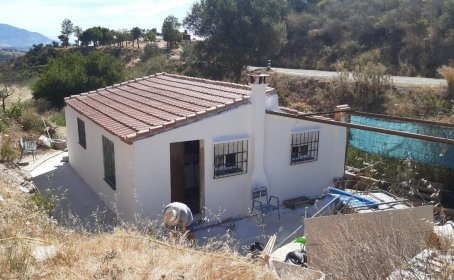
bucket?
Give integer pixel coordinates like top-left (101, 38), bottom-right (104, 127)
top-left (52, 139), bottom-right (67, 150)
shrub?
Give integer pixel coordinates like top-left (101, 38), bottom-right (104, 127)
top-left (30, 192), bottom-right (56, 216)
top-left (141, 44), bottom-right (162, 61)
top-left (50, 110), bottom-right (66, 126)
top-left (0, 135), bottom-right (19, 162)
top-left (351, 62), bottom-right (392, 112)
top-left (420, 94), bottom-right (451, 116)
top-left (33, 51), bottom-right (125, 108)
top-left (127, 54), bottom-right (175, 79)
top-left (438, 65), bottom-right (454, 99)
top-left (0, 118), bottom-right (7, 133)
top-left (20, 109), bottom-right (41, 132)
top-left (32, 99), bottom-right (53, 114)
top-left (5, 101), bottom-right (27, 119)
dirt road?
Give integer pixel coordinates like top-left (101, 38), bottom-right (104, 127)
top-left (249, 66), bottom-right (447, 87)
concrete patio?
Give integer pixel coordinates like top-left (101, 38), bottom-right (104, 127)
top-left (194, 195), bottom-right (335, 256)
top-left (21, 150), bottom-right (334, 261)
top-left (21, 150), bottom-right (117, 231)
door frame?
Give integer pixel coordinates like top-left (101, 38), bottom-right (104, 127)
top-left (169, 140), bottom-right (205, 216)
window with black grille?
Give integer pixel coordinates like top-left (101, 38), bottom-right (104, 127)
top-left (214, 140), bottom-right (248, 178)
top-left (291, 130), bottom-right (319, 164)
top-left (102, 136), bottom-right (116, 189)
top-left (77, 118), bottom-right (86, 149)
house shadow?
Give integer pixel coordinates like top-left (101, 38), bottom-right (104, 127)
top-left (32, 161), bottom-right (118, 232)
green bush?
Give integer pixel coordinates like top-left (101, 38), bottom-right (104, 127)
top-left (48, 110), bottom-right (66, 126)
top-left (420, 94), bottom-right (451, 116)
top-left (30, 192), bottom-right (56, 216)
top-left (5, 101), bottom-right (27, 119)
top-left (141, 44), bottom-right (162, 61)
top-left (0, 119), bottom-right (7, 133)
top-left (33, 51), bottom-right (125, 108)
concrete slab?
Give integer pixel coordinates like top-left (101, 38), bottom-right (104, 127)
top-left (24, 151), bottom-right (117, 231)
top-left (195, 195), bottom-right (336, 254)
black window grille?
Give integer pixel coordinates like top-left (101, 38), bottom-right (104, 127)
top-left (77, 118), bottom-right (86, 149)
top-left (214, 140), bottom-right (248, 178)
top-left (102, 136), bottom-right (116, 189)
top-left (291, 130), bottom-right (319, 164)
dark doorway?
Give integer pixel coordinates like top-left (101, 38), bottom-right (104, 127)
top-left (170, 140), bottom-right (201, 214)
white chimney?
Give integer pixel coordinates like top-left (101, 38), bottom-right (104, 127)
top-left (249, 73), bottom-right (270, 189)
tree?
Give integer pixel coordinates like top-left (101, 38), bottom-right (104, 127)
top-left (131, 27), bottom-right (143, 48)
top-left (60, 18), bottom-right (74, 48)
top-left (79, 27), bottom-right (112, 47)
top-left (33, 51), bottom-right (124, 107)
top-left (0, 65), bottom-right (15, 111)
top-left (183, 0), bottom-right (287, 81)
top-left (73, 26), bottom-right (83, 45)
top-left (162, 15), bottom-right (181, 49)
top-left (143, 30), bottom-right (157, 44)
top-left (58, 35), bottom-right (69, 47)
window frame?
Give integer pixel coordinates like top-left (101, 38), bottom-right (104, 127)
top-left (290, 130), bottom-right (320, 165)
top-left (213, 140), bottom-right (248, 179)
top-left (77, 118), bottom-right (86, 149)
top-left (102, 136), bottom-right (116, 189)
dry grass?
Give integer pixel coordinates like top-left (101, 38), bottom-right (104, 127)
top-left (5, 85), bottom-right (33, 107)
top-left (438, 66), bottom-right (454, 99)
top-left (0, 178), bottom-right (278, 280)
top-left (269, 72), bottom-right (452, 121)
top-left (306, 210), bottom-right (454, 280)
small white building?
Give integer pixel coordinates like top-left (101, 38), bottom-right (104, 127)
top-left (65, 73), bottom-right (347, 221)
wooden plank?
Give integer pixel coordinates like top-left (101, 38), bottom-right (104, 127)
top-left (267, 110), bottom-right (454, 145)
top-left (261, 234), bottom-right (277, 264)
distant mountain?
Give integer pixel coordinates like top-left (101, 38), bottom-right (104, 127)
top-left (0, 23), bottom-right (52, 51)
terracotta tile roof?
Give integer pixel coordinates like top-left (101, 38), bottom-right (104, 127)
top-left (65, 73), bottom-right (252, 143)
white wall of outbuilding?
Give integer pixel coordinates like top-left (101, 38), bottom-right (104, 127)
top-left (66, 91), bottom-right (347, 222)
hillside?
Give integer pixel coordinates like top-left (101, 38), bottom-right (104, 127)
top-left (274, 0), bottom-right (454, 77)
top-left (0, 170), bottom-right (278, 279)
top-left (0, 49), bottom-right (24, 64)
top-left (0, 23), bottom-right (52, 51)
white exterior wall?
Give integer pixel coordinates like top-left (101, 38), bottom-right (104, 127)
top-left (134, 105), bottom-right (254, 220)
top-left (264, 114), bottom-right (347, 200)
top-left (65, 107), bottom-right (137, 220)
top-left (66, 92), bottom-right (347, 222)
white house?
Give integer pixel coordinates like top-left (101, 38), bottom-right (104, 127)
top-left (65, 73), bottom-right (347, 221)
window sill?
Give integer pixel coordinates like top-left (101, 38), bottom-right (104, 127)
top-left (214, 168), bottom-right (246, 179)
top-left (290, 158), bottom-right (317, 165)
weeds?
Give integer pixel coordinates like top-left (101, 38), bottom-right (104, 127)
top-left (438, 65), bottom-right (454, 99)
top-left (269, 62), bottom-right (395, 114)
top-left (0, 177), bottom-right (278, 279)
top-left (5, 100), bottom-right (27, 119)
top-left (0, 134), bottom-right (19, 162)
top-left (49, 110), bottom-right (66, 126)
top-left (20, 109), bottom-right (41, 132)
top-left (30, 191), bottom-right (57, 216)
top-left (305, 208), bottom-right (451, 280)
top-left (351, 62), bottom-right (392, 112)
top-left (0, 118), bottom-right (8, 133)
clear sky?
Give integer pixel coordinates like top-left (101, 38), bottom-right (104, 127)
top-left (0, 0), bottom-right (196, 40)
